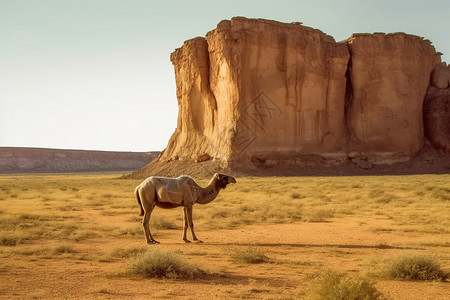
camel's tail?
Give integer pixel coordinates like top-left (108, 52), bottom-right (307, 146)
top-left (135, 187), bottom-right (144, 216)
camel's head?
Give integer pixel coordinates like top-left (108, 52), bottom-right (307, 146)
top-left (215, 173), bottom-right (237, 189)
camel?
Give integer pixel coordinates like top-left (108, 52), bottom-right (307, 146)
top-left (135, 173), bottom-right (236, 244)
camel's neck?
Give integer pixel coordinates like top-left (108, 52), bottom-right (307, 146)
top-left (196, 176), bottom-right (221, 205)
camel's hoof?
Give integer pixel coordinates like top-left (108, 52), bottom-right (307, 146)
top-left (193, 239), bottom-right (203, 243)
top-left (183, 239), bottom-right (191, 243)
top-left (147, 240), bottom-right (160, 244)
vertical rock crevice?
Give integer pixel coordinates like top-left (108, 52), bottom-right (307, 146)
top-left (344, 47), bottom-right (354, 151)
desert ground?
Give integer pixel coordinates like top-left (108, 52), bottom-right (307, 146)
top-left (0, 173), bottom-right (448, 299)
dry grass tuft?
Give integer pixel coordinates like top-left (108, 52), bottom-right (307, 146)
top-left (151, 215), bottom-right (178, 230)
top-left (381, 253), bottom-right (448, 281)
top-left (129, 248), bottom-right (204, 279)
top-left (305, 269), bottom-right (383, 300)
top-left (0, 233), bottom-right (27, 246)
top-left (303, 208), bottom-right (335, 222)
top-left (231, 246), bottom-right (270, 264)
top-left (53, 244), bottom-right (78, 255)
top-left (109, 247), bottom-right (147, 259)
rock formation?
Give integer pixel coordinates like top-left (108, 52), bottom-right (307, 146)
top-left (130, 17), bottom-right (448, 178)
top-left (0, 147), bottom-right (159, 173)
top-left (424, 63), bottom-right (450, 154)
top-left (346, 33), bottom-right (440, 163)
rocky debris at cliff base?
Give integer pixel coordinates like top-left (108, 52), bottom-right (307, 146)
top-left (350, 157), bottom-right (373, 170)
top-left (124, 143), bottom-right (449, 179)
top-left (196, 153), bottom-right (211, 163)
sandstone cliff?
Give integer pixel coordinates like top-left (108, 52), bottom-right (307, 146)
top-left (424, 63), bottom-right (450, 154)
top-left (346, 33), bottom-right (440, 163)
top-left (0, 147), bottom-right (159, 173)
top-left (130, 17), bottom-right (448, 178)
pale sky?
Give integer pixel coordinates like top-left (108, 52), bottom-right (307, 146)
top-left (1, 0), bottom-right (449, 152)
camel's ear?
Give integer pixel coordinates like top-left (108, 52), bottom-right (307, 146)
top-left (227, 176), bottom-right (237, 184)
top-left (215, 173), bottom-right (220, 179)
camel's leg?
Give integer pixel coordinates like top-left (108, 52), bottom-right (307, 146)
top-left (139, 189), bottom-right (159, 244)
top-left (182, 207), bottom-right (190, 243)
top-left (142, 209), bottom-right (159, 244)
top-left (185, 206), bottom-right (202, 243)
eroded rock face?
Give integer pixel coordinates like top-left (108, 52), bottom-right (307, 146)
top-left (346, 33), bottom-right (440, 162)
top-left (207, 18), bottom-right (350, 167)
top-left (431, 64), bottom-right (450, 89)
top-left (143, 17), bottom-right (444, 176)
top-left (424, 86), bottom-right (450, 154)
top-left (425, 63), bottom-right (450, 154)
top-left (161, 18), bottom-right (351, 167)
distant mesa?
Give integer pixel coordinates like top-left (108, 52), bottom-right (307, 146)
top-left (129, 17), bottom-right (449, 178)
top-left (0, 147), bottom-right (159, 173)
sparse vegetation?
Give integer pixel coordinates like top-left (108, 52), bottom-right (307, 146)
top-left (109, 247), bottom-right (147, 259)
top-left (291, 192), bottom-right (303, 199)
top-left (129, 248), bottom-right (204, 279)
top-left (0, 173), bottom-right (449, 298)
top-left (305, 269), bottom-right (383, 300)
top-left (0, 233), bottom-right (27, 246)
top-left (150, 215), bottom-right (178, 230)
top-left (231, 246), bottom-right (270, 264)
top-left (381, 253), bottom-right (448, 281)
top-left (303, 208), bottom-right (335, 222)
top-left (53, 244), bottom-right (78, 255)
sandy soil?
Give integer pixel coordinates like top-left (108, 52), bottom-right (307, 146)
top-left (1, 217), bottom-right (448, 299)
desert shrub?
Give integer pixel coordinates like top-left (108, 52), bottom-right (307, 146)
top-left (431, 187), bottom-right (450, 201)
top-left (303, 209), bottom-right (334, 222)
top-left (0, 233), bottom-right (26, 246)
top-left (368, 189), bottom-right (385, 198)
top-left (291, 192), bottom-right (303, 199)
top-left (240, 205), bottom-right (255, 212)
top-left (305, 269), bottom-right (383, 300)
top-left (231, 246), bottom-right (270, 264)
top-left (53, 244), bottom-right (77, 254)
top-left (151, 216), bottom-right (178, 230)
top-left (382, 253), bottom-right (447, 281)
top-left (129, 248), bottom-right (203, 279)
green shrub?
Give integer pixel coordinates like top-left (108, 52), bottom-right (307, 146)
top-left (231, 246), bottom-right (270, 264)
top-left (305, 269), bottom-right (382, 300)
top-left (129, 248), bottom-right (203, 279)
top-left (382, 254), bottom-right (447, 281)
